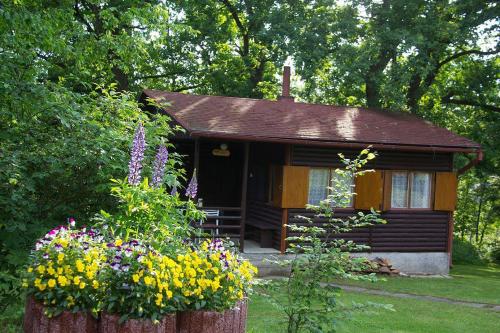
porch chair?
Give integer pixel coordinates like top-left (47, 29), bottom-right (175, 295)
top-left (203, 209), bottom-right (220, 236)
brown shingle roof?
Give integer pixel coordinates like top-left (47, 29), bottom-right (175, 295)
top-left (143, 89), bottom-right (480, 152)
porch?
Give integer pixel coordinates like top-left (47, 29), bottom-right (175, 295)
top-left (174, 138), bottom-right (287, 253)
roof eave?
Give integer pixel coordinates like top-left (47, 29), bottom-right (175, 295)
top-left (187, 130), bottom-right (481, 153)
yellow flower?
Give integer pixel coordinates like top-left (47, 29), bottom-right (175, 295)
top-left (211, 280), bottom-right (220, 291)
top-left (57, 275), bottom-right (68, 287)
top-left (166, 290), bottom-right (173, 299)
top-left (57, 253), bottom-right (65, 262)
top-left (143, 276), bottom-right (153, 286)
top-left (73, 276), bottom-right (81, 286)
top-left (75, 260), bottom-right (85, 273)
top-left (47, 267), bottom-right (56, 276)
top-left (47, 279), bottom-right (56, 288)
top-left (38, 283), bottom-right (46, 291)
top-left (155, 293), bottom-right (163, 306)
top-left (37, 265), bottom-right (46, 274)
top-left (79, 282), bottom-right (86, 289)
top-left (115, 239), bottom-right (123, 247)
top-left (27, 267), bottom-right (33, 273)
top-left (132, 274), bottom-right (140, 283)
top-left (92, 280), bottom-right (99, 289)
top-left (173, 278), bottom-right (182, 288)
top-left (227, 272), bottom-right (235, 280)
top-left (59, 239), bottom-right (69, 248)
top-left (22, 279), bottom-right (29, 288)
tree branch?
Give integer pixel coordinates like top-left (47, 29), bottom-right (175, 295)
top-left (438, 48), bottom-right (500, 70)
top-left (73, 1), bottom-right (94, 33)
top-left (218, 0), bottom-right (249, 56)
top-left (442, 94), bottom-right (500, 113)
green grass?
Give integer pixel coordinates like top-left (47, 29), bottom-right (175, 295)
top-left (247, 291), bottom-right (500, 333)
top-left (2, 264), bottom-right (499, 332)
top-left (335, 263), bottom-right (500, 304)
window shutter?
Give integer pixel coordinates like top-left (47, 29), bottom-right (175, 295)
top-left (434, 172), bottom-right (458, 211)
top-left (354, 170), bottom-right (383, 210)
top-left (282, 166), bottom-right (310, 208)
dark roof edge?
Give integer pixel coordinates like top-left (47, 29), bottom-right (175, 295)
top-left (188, 130), bottom-right (481, 153)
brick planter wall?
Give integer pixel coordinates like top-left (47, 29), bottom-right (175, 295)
top-left (23, 296), bottom-right (98, 333)
top-left (177, 300), bottom-right (247, 333)
top-left (98, 313), bottom-right (176, 333)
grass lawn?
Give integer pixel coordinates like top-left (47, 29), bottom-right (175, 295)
top-left (247, 291), bottom-right (500, 333)
top-left (247, 264), bottom-right (500, 332)
top-left (1, 264), bottom-right (499, 332)
top-left (335, 263), bottom-right (500, 304)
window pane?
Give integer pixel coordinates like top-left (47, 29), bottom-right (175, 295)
top-left (410, 172), bottom-right (431, 208)
top-left (391, 172), bottom-right (408, 208)
top-left (331, 170), bottom-right (354, 207)
top-left (308, 169), bottom-right (329, 205)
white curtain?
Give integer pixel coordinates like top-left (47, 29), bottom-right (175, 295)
top-left (410, 172), bottom-right (431, 208)
top-left (308, 169), bottom-right (329, 205)
top-left (391, 172), bottom-right (408, 208)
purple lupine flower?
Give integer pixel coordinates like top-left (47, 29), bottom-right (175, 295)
top-left (151, 145), bottom-right (168, 188)
top-left (128, 123), bottom-right (147, 186)
top-left (185, 170), bottom-right (198, 199)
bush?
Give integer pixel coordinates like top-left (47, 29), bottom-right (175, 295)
top-left (452, 238), bottom-right (483, 264)
top-left (488, 241), bottom-right (500, 264)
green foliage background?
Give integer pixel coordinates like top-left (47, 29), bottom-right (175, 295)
top-left (0, 0), bottom-right (498, 320)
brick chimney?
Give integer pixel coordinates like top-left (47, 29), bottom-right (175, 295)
top-left (279, 66), bottom-right (294, 102)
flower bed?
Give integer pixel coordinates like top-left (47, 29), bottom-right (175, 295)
top-left (23, 123), bottom-right (257, 332)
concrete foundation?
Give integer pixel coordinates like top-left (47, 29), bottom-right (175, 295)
top-left (353, 252), bottom-right (450, 275)
top-left (243, 252), bottom-right (450, 276)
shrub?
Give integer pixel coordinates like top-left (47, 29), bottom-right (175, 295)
top-left (452, 238), bottom-right (483, 264)
top-left (259, 149), bottom-right (392, 333)
top-left (487, 241), bottom-right (500, 264)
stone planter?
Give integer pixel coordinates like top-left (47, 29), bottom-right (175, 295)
top-left (24, 296), bottom-right (98, 333)
top-left (98, 313), bottom-right (176, 333)
top-left (177, 300), bottom-right (247, 333)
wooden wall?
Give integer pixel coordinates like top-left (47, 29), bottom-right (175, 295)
top-left (291, 146), bottom-right (454, 171)
top-left (288, 209), bottom-right (451, 252)
top-left (285, 145), bottom-right (454, 253)
top-left (247, 201), bottom-right (283, 250)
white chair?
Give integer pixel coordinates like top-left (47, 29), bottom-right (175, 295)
top-left (204, 209), bottom-right (220, 236)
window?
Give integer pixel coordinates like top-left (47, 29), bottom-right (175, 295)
top-left (308, 169), bottom-right (329, 205)
top-left (308, 168), bottom-right (354, 207)
top-left (391, 171), bottom-right (432, 209)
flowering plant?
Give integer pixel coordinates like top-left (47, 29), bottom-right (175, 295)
top-left (175, 239), bottom-right (257, 311)
top-left (23, 220), bottom-right (105, 317)
top-left (95, 123), bottom-right (204, 254)
top-left (98, 238), bottom-right (182, 321)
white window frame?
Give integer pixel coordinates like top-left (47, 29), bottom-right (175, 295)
top-left (308, 168), bottom-right (354, 207)
top-left (390, 171), bottom-right (433, 210)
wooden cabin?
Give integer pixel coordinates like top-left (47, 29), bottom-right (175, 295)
top-left (140, 67), bottom-right (481, 274)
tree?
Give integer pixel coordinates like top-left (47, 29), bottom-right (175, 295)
top-left (291, 0), bottom-right (499, 112)
top-left (170, 0), bottom-right (302, 98)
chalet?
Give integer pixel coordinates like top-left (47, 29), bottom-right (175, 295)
top-left (140, 67), bottom-right (482, 275)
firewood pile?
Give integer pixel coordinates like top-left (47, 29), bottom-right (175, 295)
top-left (364, 257), bottom-right (401, 276)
